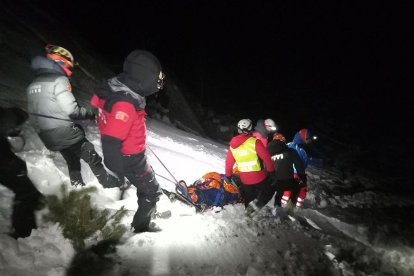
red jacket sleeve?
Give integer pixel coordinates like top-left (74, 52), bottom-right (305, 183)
top-left (225, 149), bottom-right (236, 177)
top-left (103, 102), bottom-right (135, 141)
top-left (90, 94), bottom-right (99, 108)
top-left (255, 140), bottom-right (275, 172)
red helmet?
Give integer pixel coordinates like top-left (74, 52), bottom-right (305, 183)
top-left (273, 132), bottom-right (286, 142)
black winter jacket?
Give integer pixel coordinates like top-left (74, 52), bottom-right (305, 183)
top-left (267, 140), bottom-right (306, 182)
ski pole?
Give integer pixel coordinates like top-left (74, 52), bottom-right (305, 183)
top-left (147, 146), bottom-right (179, 184)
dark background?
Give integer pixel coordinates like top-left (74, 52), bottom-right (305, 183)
top-left (21, 1), bottom-right (414, 177)
top-left (39, 1), bottom-right (411, 138)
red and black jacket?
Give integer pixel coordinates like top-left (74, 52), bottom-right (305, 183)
top-left (91, 79), bottom-right (148, 180)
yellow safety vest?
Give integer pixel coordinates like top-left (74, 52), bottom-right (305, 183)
top-left (230, 137), bottom-right (261, 172)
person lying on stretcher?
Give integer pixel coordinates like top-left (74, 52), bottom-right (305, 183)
top-left (176, 172), bottom-right (242, 210)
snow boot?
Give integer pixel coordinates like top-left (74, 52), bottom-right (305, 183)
top-left (97, 171), bottom-right (122, 189)
top-left (272, 205), bottom-right (287, 219)
top-left (152, 210), bottom-right (172, 219)
top-left (133, 222), bottom-right (162, 233)
top-left (71, 179), bottom-right (85, 187)
top-left (245, 199), bottom-right (262, 218)
top-left (284, 201), bottom-right (296, 216)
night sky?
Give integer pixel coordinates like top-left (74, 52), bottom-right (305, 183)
top-left (36, 1), bottom-right (412, 145)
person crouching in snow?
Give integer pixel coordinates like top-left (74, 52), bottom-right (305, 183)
top-left (0, 107), bottom-right (46, 238)
top-left (267, 133), bottom-right (307, 216)
top-left (252, 118), bottom-right (278, 147)
top-left (26, 44), bottom-right (120, 188)
top-left (176, 172), bottom-right (242, 211)
top-left (225, 119), bottom-right (276, 218)
top-left (91, 50), bottom-right (165, 233)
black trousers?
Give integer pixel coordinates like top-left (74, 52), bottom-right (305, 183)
top-left (239, 175), bottom-right (274, 208)
top-left (273, 179), bottom-right (300, 207)
top-left (60, 139), bottom-right (119, 188)
top-left (0, 151), bottom-right (44, 238)
top-left (123, 152), bottom-right (162, 232)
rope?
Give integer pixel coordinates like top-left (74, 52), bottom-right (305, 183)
top-left (154, 172), bottom-right (177, 184)
top-left (147, 146), bottom-right (179, 184)
top-left (30, 112), bottom-right (73, 122)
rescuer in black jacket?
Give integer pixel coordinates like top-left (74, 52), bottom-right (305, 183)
top-left (267, 133), bottom-right (307, 208)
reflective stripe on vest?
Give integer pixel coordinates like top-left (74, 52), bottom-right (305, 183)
top-left (230, 137), bottom-right (261, 172)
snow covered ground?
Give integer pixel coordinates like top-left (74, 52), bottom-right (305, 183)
top-left (1, 118), bottom-right (413, 276)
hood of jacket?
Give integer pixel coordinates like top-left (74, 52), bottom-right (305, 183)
top-left (267, 140), bottom-right (288, 155)
top-left (229, 134), bottom-right (254, 149)
top-left (117, 50), bottom-right (162, 97)
top-left (253, 119), bottom-right (267, 136)
top-left (95, 77), bottom-right (146, 112)
top-left (31, 56), bottom-right (66, 76)
top-left (293, 129), bottom-right (313, 145)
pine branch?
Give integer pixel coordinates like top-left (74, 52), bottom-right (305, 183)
top-left (44, 184), bottom-right (128, 251)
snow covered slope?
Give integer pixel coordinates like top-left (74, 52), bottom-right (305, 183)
top-left (0, 119), bottom-right (413, 276)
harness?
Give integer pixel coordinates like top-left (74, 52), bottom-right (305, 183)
top-left (213, 181), bottom-right (224, 206)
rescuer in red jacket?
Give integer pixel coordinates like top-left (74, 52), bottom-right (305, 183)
top-left (225, 119), bottom-right (275, 217)
top-left (91, 50), bottom-right (165, 233)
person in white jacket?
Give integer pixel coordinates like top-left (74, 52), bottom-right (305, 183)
top-left (27, 44), bottom-right (120, 188)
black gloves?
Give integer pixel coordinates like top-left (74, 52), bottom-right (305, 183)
top-left (85, 110), bottom-right (97, 120)
top-left (69, 106), bottom-right (96, 121)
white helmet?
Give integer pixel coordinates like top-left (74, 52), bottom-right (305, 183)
top-left (264, 118), bottom-right (277, 132)
top-left (237, 119), bottom-right (253, 134)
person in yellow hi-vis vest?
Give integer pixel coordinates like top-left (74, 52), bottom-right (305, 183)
top-left (225, 119), bottom-right (276, 217)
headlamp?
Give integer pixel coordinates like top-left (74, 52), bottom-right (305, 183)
top-left (157, 71), bottom-right (166, 90)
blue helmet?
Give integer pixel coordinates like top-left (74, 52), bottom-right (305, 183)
top-left (293, 129), bottom-right (317, 145)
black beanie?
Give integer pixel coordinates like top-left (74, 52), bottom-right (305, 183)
top-left (118, 50), bottom-right (162, 96)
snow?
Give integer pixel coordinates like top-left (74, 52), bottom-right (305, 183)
top-left (1, 119), bottom-right (414, 276)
